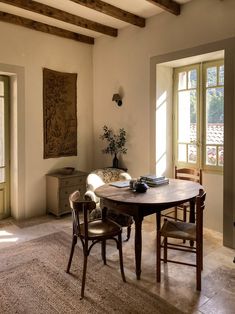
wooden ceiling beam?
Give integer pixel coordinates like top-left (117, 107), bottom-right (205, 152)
top-left (0, 11), bottom-right (94, 44)
top-left (70, 0), bottom-right (145, 28)
top-left (0, 0), bottom-right (117, 37)
top-left (146, 0), bottom-right (180, 16)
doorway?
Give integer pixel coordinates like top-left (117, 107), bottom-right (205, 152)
top-left (0, 75), bottom-right (10, 219)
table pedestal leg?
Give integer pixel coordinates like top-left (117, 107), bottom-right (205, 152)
top-left (156, 212), bottom-right (161, 282)
top-left (134, 216), bottom-right (143, 280)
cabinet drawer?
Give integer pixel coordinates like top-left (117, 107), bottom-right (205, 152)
top-left (60, 176), bottom-right (86, 188)
top-left (60, 185), bottom-right (83, 199)
top-left (59, 198), bottom-right (71, 215)
top-left (46, 171), bottom-right (87, 217)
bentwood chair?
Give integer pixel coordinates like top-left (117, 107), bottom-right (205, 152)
top-left (84, 168), bottom-right (133, 241)
top-left (162, 166), bottom-right (202, 222)
top-left (159, 189), bottom-right (206, 290)
top-left (66, 190), bottom-right (126, 299)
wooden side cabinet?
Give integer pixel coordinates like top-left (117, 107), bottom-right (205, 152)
top-left (46, 170), bottom-right (87, 217)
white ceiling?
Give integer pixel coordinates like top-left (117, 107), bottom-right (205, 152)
top-left (0, 0), bottom-right (193, 39)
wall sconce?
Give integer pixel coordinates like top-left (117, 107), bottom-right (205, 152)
top-left (112, 93), bottom-right (122, 107)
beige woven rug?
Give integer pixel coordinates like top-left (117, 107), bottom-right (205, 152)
top-left (0, 232), bottom-right (183, 314)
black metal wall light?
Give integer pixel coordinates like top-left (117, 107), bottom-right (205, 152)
top-left (112, 93), bottom-right (122, 107)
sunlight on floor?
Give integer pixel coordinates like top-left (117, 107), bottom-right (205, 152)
top-left (0, 230), bottom-right (18, 243)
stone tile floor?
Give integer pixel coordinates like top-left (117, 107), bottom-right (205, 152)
top-left (0, 214), bottom-right (234, 314)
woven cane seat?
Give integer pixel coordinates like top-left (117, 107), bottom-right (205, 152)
top-left (161, 220), bottom-right (196, 241)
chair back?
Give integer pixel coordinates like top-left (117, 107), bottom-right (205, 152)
top-left (69, 191), bottom-right (96, 238)
top-left (196, 189), bottom-right (206, 241)
top-left (175, 166), bottom-right (202, 184)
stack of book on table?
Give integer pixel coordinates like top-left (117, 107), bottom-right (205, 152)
top-left (140, 175), bottom-right (169, 187)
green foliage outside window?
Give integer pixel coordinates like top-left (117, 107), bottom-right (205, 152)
top-left (207, 89), bottom-right (224, 123)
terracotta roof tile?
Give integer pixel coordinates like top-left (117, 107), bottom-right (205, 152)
top-left (190, 124), bottom-right (223, 144)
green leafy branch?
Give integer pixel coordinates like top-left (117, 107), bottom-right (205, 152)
top-left (100, 125), bottom-right (127, 155)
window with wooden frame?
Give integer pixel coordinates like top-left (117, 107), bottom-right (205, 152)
top-left (173, 59), bottom-right (224, 172)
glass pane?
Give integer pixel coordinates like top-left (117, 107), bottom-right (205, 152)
top-left (206, 87), bottom-right (224, 144)
top-left (207, 67), bottom-right (217, 87)
top-left (0, 98), bottom-right (5, 167)
top-left (178, 144), bottom-right (186, 162)
top-left (178, 90), bottom-right (197, 142)
top-left (0, 82), bottom-right (4, 96)
top-left (188, 69), bottom-right (197, 89)
top-left (218, 146), bottom-right (224, 166)
top-left (188, 145), bottom-right (197, 164)
top-left (206, 146), bottom-right (217, 165)
top-left (219, 65), bottom-right (224, 86)
top-left (178, 72), bottom-right (186, 90)
top-left (0, 168), bottom-right (5, 183)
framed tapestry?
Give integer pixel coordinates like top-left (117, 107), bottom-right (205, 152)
top-left (43, 68), bottom-right (77, 159)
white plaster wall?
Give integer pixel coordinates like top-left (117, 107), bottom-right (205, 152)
top-left (203, 173), bottom-right (223, 232)
top-left (0, 22), bottom-right (93, 218)
top-left (93, 0), bottom-right (234, 232)
top-left (93, 0), bottom-right (235, 175)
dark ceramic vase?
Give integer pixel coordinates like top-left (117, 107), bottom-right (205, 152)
top-left (112, 153), bottom-right (119, 168)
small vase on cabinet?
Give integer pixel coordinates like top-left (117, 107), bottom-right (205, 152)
top-left (112, 153), bottom-right (119, 168)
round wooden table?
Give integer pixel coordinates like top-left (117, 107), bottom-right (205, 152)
top-left (95, 179), bottom-right (202, 281)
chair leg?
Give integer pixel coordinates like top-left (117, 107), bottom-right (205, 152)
top-left (163, 237), bottom-right (167, 263)
top-left (174, 207), bottom-right (177, 221)
top-left (196, 243), bottom-right (202, 291)
top-left (101, 240), bottom-right (106, 265)
top-left (201, 216), bottom-right (204, 271)
top-left (126, 225), bottom-right (131, 241)
top-left (201, 243), bottom-right (203, 271)
top-left (196, 262), bottom-right (201, 291)
top-left (156, 213), bottom-right (161, 282)
top-left (118, 233), bottom-right (126, 282)
top-left (66, 235), bottom-right (77, 273)
top-left (81, 254), bottom-right (88, 299)
top-left (181, 205), bottom-right (187, 244)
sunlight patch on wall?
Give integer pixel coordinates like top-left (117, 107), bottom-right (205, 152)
top-left (156, 91), bottom-right (167, 176)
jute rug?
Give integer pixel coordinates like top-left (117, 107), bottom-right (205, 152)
top-left (0, 232), bottom-right (183, 314)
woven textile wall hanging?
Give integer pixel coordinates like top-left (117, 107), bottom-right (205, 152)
top-left (43, 68), bottom-right (77, 159)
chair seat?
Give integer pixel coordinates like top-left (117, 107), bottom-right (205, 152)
top-left (80, 219), bottom-right (122, 239)
top-left (161, 220), bottom-right (196, 241)
top-left (158, 190), bottom-right (206, 291)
